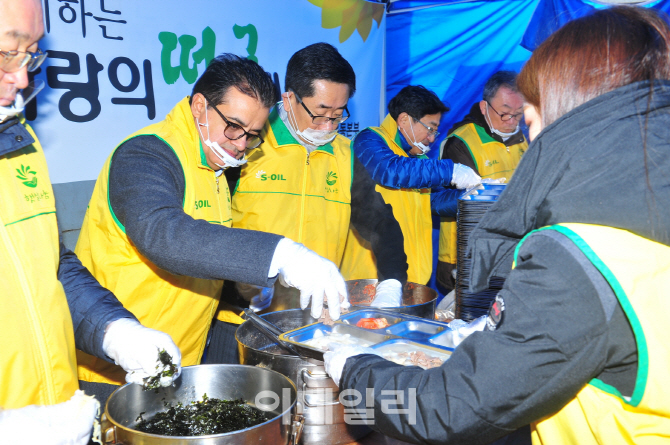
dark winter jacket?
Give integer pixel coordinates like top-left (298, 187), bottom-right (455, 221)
top-left (340, 81), bottom-right (670, 444)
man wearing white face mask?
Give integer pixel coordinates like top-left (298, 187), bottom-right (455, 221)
top-left (436, 71), bottom-right (528, 293)
top-left (340, 85), bottom-right (479, 287)
top-left (75, 53), bottom-right (349, 401)
top-left (1, 0), bottom-right (182, 441)
top-left (228, 43), bottom-right (409, 309)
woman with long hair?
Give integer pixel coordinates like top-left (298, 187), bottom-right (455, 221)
top-left (324, 6), bottom-right (670, 444)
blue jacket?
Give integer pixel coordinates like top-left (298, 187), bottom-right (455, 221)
top-left (353, 127), bottom-right (462, 217)
top-left (0, 117), bottom-right (136, 363)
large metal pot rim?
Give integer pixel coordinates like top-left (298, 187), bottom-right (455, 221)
top-left (104, 364), bottom-right (297, 439)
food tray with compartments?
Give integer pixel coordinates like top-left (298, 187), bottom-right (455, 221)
top-left (279, 308), bottom-right (456, 368)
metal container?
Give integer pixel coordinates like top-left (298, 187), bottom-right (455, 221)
top-left (347, 280), bottom-right (437, 319)
top-left (280, 308), bottom-right (454, 362)
top-left (101, 364), bottom-right (303, 445)
top-left (260, 281), bottom-right (438, 320)
top-left (236, 309), bottom-right (371, 445)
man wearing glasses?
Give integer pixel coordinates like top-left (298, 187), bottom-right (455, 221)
top-left (227, 43), bottom-right (409, 310)
top-left (0, 0), bottom-right (189, 441)
top-left (75, 54), bottom-right (350, 402)
top-left (340, 85), bottom-right (481, 287)
top-left (437, 71), bottom-right (528, 294)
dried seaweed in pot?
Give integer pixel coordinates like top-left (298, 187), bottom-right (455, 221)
top-left (143, 349), bottom-right (177, 391)
top-left (134, 394), bottom-right (272, 436)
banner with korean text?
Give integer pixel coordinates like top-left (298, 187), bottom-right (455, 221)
top-left (32, 0), bottom-right (385, 184)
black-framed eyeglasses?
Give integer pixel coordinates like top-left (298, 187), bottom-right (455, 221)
top-left (0, 48), bottom-right (47, 73)
top-left (413, 118), bottom-right (440, 138)
top-left (486, 101), bottom-right (523, 122)
top-left (294, 92), bottom-right (350, 125)
top-left (202, 94), bottom-right (264, 149)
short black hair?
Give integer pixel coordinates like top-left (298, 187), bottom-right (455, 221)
top-left (387, 85), bottom-right (449, 121)
top-left (482, 71), bottom-right (518, 102)
top-left (285, 43), bottom-right (356, 99)
top-left (190, 53), bottom-right (276, 108)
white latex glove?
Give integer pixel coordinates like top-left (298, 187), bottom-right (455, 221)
top-left (481, 177), bottom-right (506, 184)
top-left (324, 344), bottom-right (380, 387)
top-left (0, 390), bottom-right (99, 445)
top-left (102, 318), bottom-right (182, 387)
top-left (447, 315), bottom-right (487, 347)
top-left (269, 238), bottom-right (349, 320)
top-left (451, 163), bottom-right (482, 189)
top-left (370, 279), bottom-right (403, 308)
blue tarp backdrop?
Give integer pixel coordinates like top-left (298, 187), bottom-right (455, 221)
top-left (385, 0), bottom-right (536, 296)
top-left (383, 0), bottom-right (670, 295)
top-left (522, 0), bottom-right (670, 51)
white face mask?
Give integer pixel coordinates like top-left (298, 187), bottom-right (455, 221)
top-left (287, 96), bottom-right (337, 146)
top-left (196, 99), bottom-right (247, 169)
top-left (485, 105), bottom-right (519, 139)
top-left (0, 80), bottom-right (44, 120)
top-left (406, 118), bottom-right (431, 155)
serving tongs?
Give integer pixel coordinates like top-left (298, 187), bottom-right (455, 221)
top-left (243, 309), bottom-right (324, 361)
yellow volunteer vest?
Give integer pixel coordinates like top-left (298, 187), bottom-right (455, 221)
top-left (438, 123), bottom-right (526, 264)
top-left (75, 97), bottom-right (239, 385)
top-left (518, 224), bottom-right (670, 445)
top-left (231, 106), bottom-right (353, 266)
top-left (339, 114), bottom-right (432, 284)
top-left (0, 119), bottom-right (78, 408)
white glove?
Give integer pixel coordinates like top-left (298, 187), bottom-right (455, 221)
top-left (0, 390), bottom-right (99, 445)
top-left (447, 315), bottom-right (487, 347)
top-left (269, 238), bottom-right (349, 320)
top-left (481, 177), bottom-right (506, 184)
top-left (102, 318), bottom-right (182, 387)
top-left (451, 163), bottom-right (481, 189)
top-left (370, 279), bottom-right (403, 308)
top-left (236, 283), bottom-right (274, 312)
top-left (324, 344), bottom-right (380, 387)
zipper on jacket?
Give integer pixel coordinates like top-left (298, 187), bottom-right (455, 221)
top-left (298, 152), bottom-right (310, 242)
top-left (215, 173), bottom-right (220, 194)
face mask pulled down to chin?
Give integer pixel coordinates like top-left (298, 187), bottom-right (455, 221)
top-left (0, 80), bottom-right (45, 121)
top-left (287, 97), bottom-right (338, 147)
top-left (196, 99), bottom-right (247, 169)
top-left (407, 118), bottom-right (430, 155)
top-left (485, 106), bottom-right (519, 139)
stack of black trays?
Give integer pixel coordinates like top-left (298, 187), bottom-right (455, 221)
top-left (455, 184), bottom-right (506, 321)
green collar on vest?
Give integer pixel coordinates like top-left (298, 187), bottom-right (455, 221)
top-left (268, 105), bottom-right (335, 155)
top-left (197, 140), bottom-right (217, 171)
top-left (474, 123), bottom-right (498, 144)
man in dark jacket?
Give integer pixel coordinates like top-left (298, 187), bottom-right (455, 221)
top-left (437, 71), bottom-right (527, 292)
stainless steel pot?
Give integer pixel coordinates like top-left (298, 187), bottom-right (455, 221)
top-left (260, 281), bottom-right (437, 319)
top-left (236, 309), bottom-right (371, 445)
top-left (101, 364), bottom-right (303, 445)
top-left (347, 279), bottom-right (437, 319)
